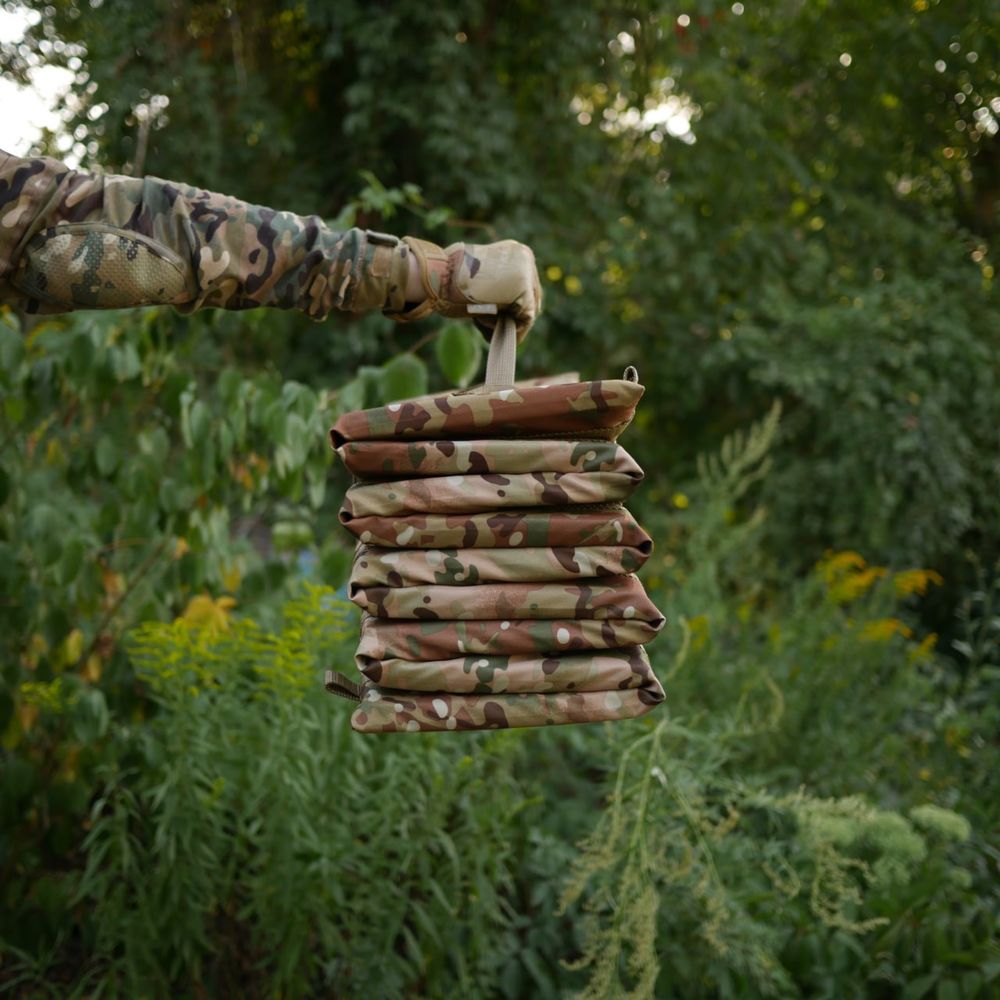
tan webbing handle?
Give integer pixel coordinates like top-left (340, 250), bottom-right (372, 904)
top-left (483, 314), bottom-right (518, 386)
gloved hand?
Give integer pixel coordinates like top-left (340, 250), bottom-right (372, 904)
top-left (395, 237), bottom-right (541, 342)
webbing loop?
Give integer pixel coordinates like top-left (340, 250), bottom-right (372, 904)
top-left (483, 314), bottom-right (518, 386)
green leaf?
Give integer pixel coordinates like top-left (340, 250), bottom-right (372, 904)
top-left (435, 322), bottom-right (483, 388)
top-left (379, 353), bottom-right (428, 403)
top-left (263, 398), bottom-right (287, 442)
top-left (95, 435), bottom-right (119, 476)
top-left (189, 400), bottom-right (211, 445)
top-left (272, 520), bottom-right (313, 552)
top-left (68, 331), bottom-right (94, 376)
top-left (29, 504), bottom-right (63, 566)
top-left (57, 538), bottom-right (86, 586)
top-left (138, 426), bottom-right (170, 467)
top-left (72, 688), bottom-right (109, 742)
top-left (0, 322), bottom-right (24, 373)
top-left (903, 974), bottom-right (938, 1000)
top-left (337, 376), bottom-right (367, 414)
top-left (111, 342), bottom-right (142, 381)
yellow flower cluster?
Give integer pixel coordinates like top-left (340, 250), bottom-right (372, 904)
top-left (818, 551), bottom-right (943, 606)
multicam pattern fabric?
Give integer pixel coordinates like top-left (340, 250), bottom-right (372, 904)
top-left (0, 149), bottom-right (410, 317)
top-left (350, 575), bottom-right (662, 622)
top-left (402, 236), bottom-right (541, 341)
top-left (350, 543), bottom-right (650, 588)
top-left (357, 644), bottom-right (655, 694)
top-left (349, 675), bottom-right (665, 732)
top-left (334, 437), bottom-right (643, 481)
top-left (356, 614), bottom-right (665, 661)
top-left (340, 471), bottom-right (640, 520)
top-left (330, 379), bottom-right (645, 444)
top-left (340, 507), bottom-right (653, 550)
top-left (328, 370), bottom-right (665, 733)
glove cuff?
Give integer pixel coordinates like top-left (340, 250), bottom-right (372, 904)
top-left (385, 236), bottom-right (468, 325)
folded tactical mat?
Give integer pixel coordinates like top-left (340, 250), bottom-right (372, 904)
top-left (350, 543), bottom-right (650, 589)
top-left (356, 614), bottom-right (665, 661)
top-left (339, 507), bottom-right (653, 550)
top-left (335, 438), bottom-right (643, 480)
top-left (343, 678), bottom-right (666, 733)
top-left (340, 471), bottom-right (640, 520)
top-left (350, 575), bottom-right (663, 622)
top-left (330, 378), bottom-right (644, 444)
top-left (356, 644), bottom-right (657, 693)
top-left (325, 317), bottom-right (665, 732)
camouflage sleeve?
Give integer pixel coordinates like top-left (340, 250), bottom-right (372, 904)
top-left (0, 148), bottom-right (411, 318)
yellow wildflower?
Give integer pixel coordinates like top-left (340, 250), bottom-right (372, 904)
top-left (894, 569), bottom-right (943, 597)
top-left (179, 594), bottom-right (237, 633)
top-left (859, 618), bottom-right (913, 642)
top-left (829, 567), bottom-right (886, 604)
top-left (687, 614), bottom-right (710, 651)
top-left (817, 550), bottom-right (867, 586)
top-left (908, 633), bottom-right (938, 663)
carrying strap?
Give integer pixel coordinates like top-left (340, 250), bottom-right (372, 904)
top-left (325, 669), bottom-right (364, 701)
top-left (483, 314), bottom-right (518, 387)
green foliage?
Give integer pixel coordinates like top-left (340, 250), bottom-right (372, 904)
top-left (0, 303), bottom-right (349, 973)
top-left (2, 1), bottom-right (999, 996)
top-left (555, 411), bottom-right (998, 999)
top-left (379, 351), bottom-right (429, 402)
top-left (559, 720), bottom-right (983, 999)
top-left (436, 322), bottom-right (484, 388)
top-left (8, 0), bottom-right (1000, 566)
top-left (8, 586), bottom-right (526, 997)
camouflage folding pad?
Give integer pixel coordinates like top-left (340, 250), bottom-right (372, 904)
top-left (330, 379), bottom-right (644, 445)
top-left (340, 471), bottom-right (639, 521)
top-left (350, 543), bottom-right (650, 589)
top-left (340, 507), bottom-right (653, 551)
top-left (348, 675), bottom-right (665, 732)
top-left (356, 644), bottom-right (654, 694)
top-left (350, 575), bottom-right (662, 622)
top-left (334, 438), bottom-right (643, 481)
top-left (357, 614), bottom-right (664, 661)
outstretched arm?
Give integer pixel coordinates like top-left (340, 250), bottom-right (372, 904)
top-left (0, 149), bottom-right (418, 320)
top-left (0, 150), bottom-right (540, 339)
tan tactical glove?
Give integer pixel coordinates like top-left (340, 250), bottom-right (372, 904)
top-left (393, 238), bottom-right (541, 342)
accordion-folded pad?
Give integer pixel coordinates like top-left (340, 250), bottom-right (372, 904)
top-left (357, 645), bottom-right (657, 694)
top-left (350, 543), bottom-right (650, 588)
top-left (326, 353), bottom-right (666, 733)
top-left (348, 677), bottom-right (665, 733)
top-left (350, 576), bottom-right (663, 622)
top-left (339, 508), bottom-right (654, 550)
top-left (356, 614), bottom-right (665, 661)
top-left (330, 379), bottom-right (644, 444)
top-left (335, 438), bottom-right (644, 480)
top-left (340, 471), bottom-right (640, 520)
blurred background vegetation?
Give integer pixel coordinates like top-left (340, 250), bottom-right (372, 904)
top-left (1, 0), bottom-right (999, 996)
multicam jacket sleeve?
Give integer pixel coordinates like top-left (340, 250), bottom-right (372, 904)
top-left (0, 148), bottom-right (411, 318)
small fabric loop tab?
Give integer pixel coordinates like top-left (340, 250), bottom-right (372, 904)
top-left (324, 669), bottom-right (363, 701)
top-left (484, 314), bottom-right (518, 386)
